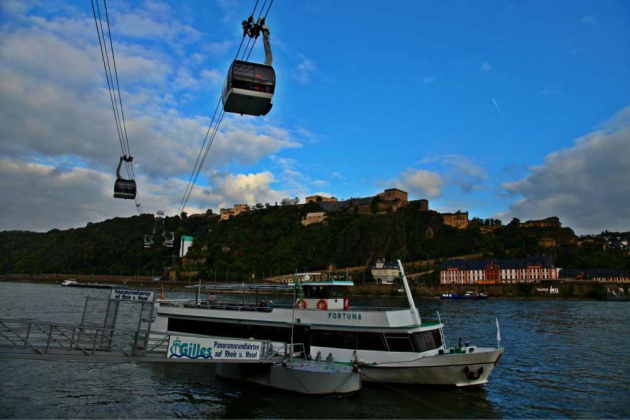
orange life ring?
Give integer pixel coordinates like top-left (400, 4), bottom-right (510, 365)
top-left (317, 299), bottom-right (328, 310)
top-left (295, 298), bottom-right (307, 309)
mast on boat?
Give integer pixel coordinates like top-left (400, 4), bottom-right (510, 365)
top-left (397, 260), bottom-right (421, 325)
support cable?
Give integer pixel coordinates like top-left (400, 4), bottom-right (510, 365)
top-left (91, 0), bottom-right (142, 213)
top-left (177, 0), bottom-right (273, 216)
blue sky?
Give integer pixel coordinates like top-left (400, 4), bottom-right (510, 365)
top-left (1, 0), bottom-right (629, 235)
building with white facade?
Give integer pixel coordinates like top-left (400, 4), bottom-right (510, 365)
top-left (440, 256), bottom-right (561, 285)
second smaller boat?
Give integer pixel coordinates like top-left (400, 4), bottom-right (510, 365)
top-left (441, 291), bottom-right (488, 300)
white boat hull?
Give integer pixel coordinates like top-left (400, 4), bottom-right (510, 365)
top-left (152, 262), bottom-right (503, 388)
top-left (358, 349), bottom-right (503, 386)
top-left (216, 360), bottom-right (361, 395)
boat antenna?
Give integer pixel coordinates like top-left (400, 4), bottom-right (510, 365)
top-left (437, 311), bottom-right (447, 348)
top-left (496, 318), bottom-right (502, 349)
top-left (397, 260), bottom-right (421, 325)
top-left (196, 277), bottom-right (201, 306)
top-left (289, 269), bottom-right (298, 364)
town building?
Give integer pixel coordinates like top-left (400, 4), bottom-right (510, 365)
top-left (305, 195), bottom-right (338, 203)
top-left (220, 204), bottom-right (250, 221)
top-left (370, 259), bottom-right (400, 284)
top-left (559, 268), bottom-right (630, 283)
top-left (440, 256), bottom-right (561, 285)
top-left (441, 211), bottom-right (469, 229)
top-left (301, 212), bottom-right (327, 227)
top-left (378, 188), bottom-right (408, 202)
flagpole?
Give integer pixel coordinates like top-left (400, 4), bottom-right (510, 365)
top-left (496, 318), bottom-right (502, 349)
top-left (290, 270), bottom-right (298, 363)
top-left (195, 277), bottom-right (201, 306)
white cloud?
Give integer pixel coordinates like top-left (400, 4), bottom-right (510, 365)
top-left (498, 106), bottom-right (630, 234)
top-left (392, 168), bottom-right (444, 198)
top-left (0, 158), bottom-right (137, 232)
top-left (0, 2), bottom-right (304, 231)
top-left (293, 56), bottom-right (316, 85)
top-left (112, 5), bottom-right (202, 47)
top-left (480, 62), bottom-right (492, 71)
top-left (179, 171), bottom-right (286, 210)
top-left (418, 154), bottom-right (488, 193)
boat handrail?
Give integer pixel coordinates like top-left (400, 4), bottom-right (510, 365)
top-left (159, 300), bottom-right (422, 314)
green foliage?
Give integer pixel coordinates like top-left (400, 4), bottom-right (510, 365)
top-left (0, 205), bottom-right (628, 281)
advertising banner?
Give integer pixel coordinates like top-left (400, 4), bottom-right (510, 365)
top-left (110, 289), bottom-right (154, 302)
top-left (167, 336), bottom-right (264, 360)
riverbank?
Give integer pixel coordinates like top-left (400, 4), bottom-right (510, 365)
top-left (1, 274), bottom-right (627, 300)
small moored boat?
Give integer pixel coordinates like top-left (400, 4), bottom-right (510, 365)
top-left (441, 291), bottom-right (488, 300)
top-left (61, 279), bottom-right (127, 289)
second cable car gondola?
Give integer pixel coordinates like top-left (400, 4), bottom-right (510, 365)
top-left (113, 155), bottom-right (136, 199)
top-left (222, 17), bottom-right (275, 117)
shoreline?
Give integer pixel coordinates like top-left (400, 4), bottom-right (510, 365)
top-left (2, 275), bottom-right (627, 301)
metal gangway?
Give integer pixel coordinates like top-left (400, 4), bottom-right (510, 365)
top-left (0, 289), bottom-right (278, 364)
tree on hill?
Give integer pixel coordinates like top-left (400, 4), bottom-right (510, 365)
top-left (1, 207), bottom-right (627, 281)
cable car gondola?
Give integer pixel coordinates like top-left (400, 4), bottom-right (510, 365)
top-left (222, 17), bottom-right (275, 117)
top-left (113, 155), bottom-right (136, 199)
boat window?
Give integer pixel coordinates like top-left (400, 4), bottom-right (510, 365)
top-left (310, 330), bottom-right (355, 349)
top-left (304, 286), bottom-right (329, 299)
top-left (168, 318), bottom-right (290, 342)
top-left (411, 330), bottom-right (443, 352)
top-left (329, 286), bottom-right (343, 298)
top-left (384, 333), bottom-right (414, 352)
top-left (357, 332), bottom-right (387, 351)
top-left (306, 330), bottom-right (389, 351)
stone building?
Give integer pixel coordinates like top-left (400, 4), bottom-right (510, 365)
top-left (378, 188), bottom-right (408, 202)
top-left (441, 211), bottom-right (469, 229)
top-left (440, 255), bottom-right (561, 285)
top-left (220, 204), bottom-right (251, 221)
top-left (305, 195), bottom-right (338, 204)
top-left (301, 212), bottom-right (327, 226)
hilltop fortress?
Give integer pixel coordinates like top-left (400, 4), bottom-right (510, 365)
top-left (218, 188), bottom-right (470, 230)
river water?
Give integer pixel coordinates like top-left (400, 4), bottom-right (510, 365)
top-left (0, 282), bottom-right (628, 419)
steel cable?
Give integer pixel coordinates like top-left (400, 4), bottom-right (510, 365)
top-left (177, 0), bottom-right (274, 215)
top-left (91, 0), bottom-right (142, 213)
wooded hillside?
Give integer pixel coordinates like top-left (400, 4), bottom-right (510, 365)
top-left (1, 200), bottom-right (628, 282)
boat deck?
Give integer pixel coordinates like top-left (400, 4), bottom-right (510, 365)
top-left (159, 300), bottom-right (443, 327)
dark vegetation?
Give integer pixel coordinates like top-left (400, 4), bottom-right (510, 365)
top-left (1, 200), bottom-right (628, 283)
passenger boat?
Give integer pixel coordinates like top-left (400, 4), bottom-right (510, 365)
top-left (441, 291), bottom-right (489, 300)
top-left (148, 261), bottom-right (503, 387)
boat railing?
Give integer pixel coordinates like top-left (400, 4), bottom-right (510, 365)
top-left (160, 300), bottom-right (418, 314)
top-left (162, 300), bottom-right (276, 313)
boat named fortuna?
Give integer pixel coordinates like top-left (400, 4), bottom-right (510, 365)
top-left (147, 260), bottom-right (503, 387)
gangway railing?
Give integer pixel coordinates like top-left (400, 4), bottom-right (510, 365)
top-left (0, 318), bottom-right (142, 361)
top-left (0, 287), bottom-right (288, 364)
top-left (0, 317), bottom-right (280, 363)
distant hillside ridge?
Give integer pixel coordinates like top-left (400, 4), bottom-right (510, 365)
top-left (1, 201), bottom-right (628, 282)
